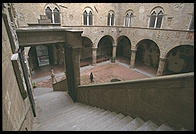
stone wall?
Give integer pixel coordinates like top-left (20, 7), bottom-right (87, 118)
top-left (77, 72), bottom-right (194, 130)
top-left (13, 3), bottom-right (194, 31)
top-left (2, 8), bottom-right (34, 130)
top-left (52, 78), bottom-right (67, 92)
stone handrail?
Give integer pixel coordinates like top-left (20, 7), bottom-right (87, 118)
top-left (77, 72), bottom-right (194, 130)
top-left (52, 78), bottom-right (67, 92)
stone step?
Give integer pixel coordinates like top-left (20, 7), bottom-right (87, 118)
top-left (104, 115), bottom-right (133, 131)
top-left (120, 117), bottom-right (145, 131)
top-left (39, 103), bottom-right (90, 123)
top-left (72, 110), bottom-right (112, 131)
top-left (37, 105), bottom-right (98, 130)
top-left (156, 124), bottom-right (174, 131)
top-left (91, 113), bottom-right (125, 131)
top-left (41, 107), bottom-right (106, 131)
top-left (135, 120), bottom-right (158, 131)
top-left (74, 109), bottom-right (114, 131)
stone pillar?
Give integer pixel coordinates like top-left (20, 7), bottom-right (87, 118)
top-left (72, 48), bottom-right (81, 86)
top-left (53, 45), bottom-right (57, 65)
top-left (130, 49), bottom-right (137, 68)
top-left (64, 44), bottom-right (81, 102)
top-left (112, 45), bottom-right (117, 63)
top-left (156, 57), bottom-right (167, 76)
top-left (92, 47), bottom-right (97, 65)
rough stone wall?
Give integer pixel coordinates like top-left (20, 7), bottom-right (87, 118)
top-left (12, 3), bottom-right (194, 65)
top-left (13, 3), bottom-right (194, 30)
top-left (2, 5), bottom-right (34, 131)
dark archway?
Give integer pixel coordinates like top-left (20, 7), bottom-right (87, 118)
top-left (135, 39), bottom-right (160, 75)
top-left (116, 36), bottom-right (131, 65)
top-left (164, 45), bottom-right (194, 75)
top-left (28, 47), bottom-right (39, 72)
top-left (80, 37), bottom-right (93, 67)
top-left (97, 35), bottom-right (113, 63)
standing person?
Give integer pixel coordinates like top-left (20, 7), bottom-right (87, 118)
top-left (51, 67), bottom-right (57, 84)
top-left (90, 72), bottom-right (94, 83)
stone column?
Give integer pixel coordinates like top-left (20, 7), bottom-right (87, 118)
top-left (92, 47), bottom-right (97, 65)
top-left (72, 48), bottom-right (81, 86)
top-left (53, 45), bottom-right (57, 65)
top-left (112, 45), bottom-right (117, 63)
top-left (156, 57), bottom-right (167, 76)
top-left (64, 44), bottom-right (81, 102)
top-left (130, 49), bottom-right (137, 68)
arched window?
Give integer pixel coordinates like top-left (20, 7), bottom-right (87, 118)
top-left (125, 14), bottom-right (129, 27)
top-left (83, 8), bottom-right (93, 26)
top-left (83, 11), bottom-right (87, 25)
top-left (189, 15), bottom-right (194, 31)
top-left (125, 10), bottom-right (133, 27)
top-left (107, 11), bottom-right (114, 26)
top-left (53, 8), bottom-right (60, 23)
top-left (89, 11), bottom-right (93, 25)
top-left (45, 4), bottom-right (60, 24)
top-left (156, 10), bottom-right (163, 28)
top-left (149, 7), bottom-right (164, 28)
top-left (45, 7), bottom-right (52, 23)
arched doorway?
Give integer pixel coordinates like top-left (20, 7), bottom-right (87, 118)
top-left (97, 35), bottom-right (113, 63)
top-left (28, 46), bottom-right (39, 72)
top-left (135, 39), bottom-right (160, 75)
top-left (80, 37), bottom-right (93, 67)
top-left (116, 36), bottom-right (131, 65)
top-left (164, 45), bottom-right (194, 75)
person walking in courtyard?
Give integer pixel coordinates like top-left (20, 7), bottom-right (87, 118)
top-left (90, 72), bottom-right (94, 83)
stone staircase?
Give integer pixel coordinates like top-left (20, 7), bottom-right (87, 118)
top-left (32, 88), bottom-right (186, 131)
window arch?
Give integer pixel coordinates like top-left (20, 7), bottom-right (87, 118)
top-left (44, 4), bottom-right (60, 24)
top-left (149, 7), bottom-right (164, 28)
top-left (83, 8), bottom-right (93, 26)
top-left (125, 10), bottom-right (133, 27)
top-left (53, 7), bottom-right (60, 23)
top-left (107, 11), bottom-right (115, 26)
top-left (189, 15), bottom-right (194, 31)
top-left (45, 7), bottom-right (52, 23)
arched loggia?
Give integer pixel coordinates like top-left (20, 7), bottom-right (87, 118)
top-left (116, 36), bottom-right (131, 65)
top-left (135, 39), bottom-right (160, 75)
top-left (164, 45), bottom-right (194, 75)
top-left (96, 35), bottom-right (113, 63)
top-left (80, 37), bottom-right (93, 67)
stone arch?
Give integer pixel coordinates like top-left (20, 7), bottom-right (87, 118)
top-left (80, 36), bottom-right (93, 67)
top-left (165, 43), bottom-right (194, 57)
top-left (135, 39), bottom-right (160, 74)
top-left (96, 35), bottom-right (114, 63)
top-left (95, 34), bottom-right (115, 48)
top-left (44, 3), bottom-right (60, 11)
top-left (27, 47), bottom-right (39, 71)
top-left (116, 35), bottom-right (131, 64)
top-left (150, 6), bottom-right (164, 14)
top-left (164, 45), bottom-right (194, 75)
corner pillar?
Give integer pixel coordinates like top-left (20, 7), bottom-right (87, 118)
top-left (130, 49), bottom-right (137, 68)
top-left (64, 44), bottom-right (81, 102)
top-left (92, 47), bottom-right (97, 65)
top-left (112, 45), bottom-right (117, 63)
top-left (156, 57), bottom-right (167, 76)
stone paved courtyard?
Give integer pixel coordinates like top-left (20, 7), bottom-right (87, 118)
top-left (32, 61), bottom-right (152, 88)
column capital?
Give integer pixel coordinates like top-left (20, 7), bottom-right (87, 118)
top-left (131, 49), bottom-right (137, 52)
top-left (92, 47), bottom-right (97, 50)
top-left (159, 57), bottom-right (167, 61)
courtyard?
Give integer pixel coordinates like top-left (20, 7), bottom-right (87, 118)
top-left (31, 61), bottom-right (152, 88)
